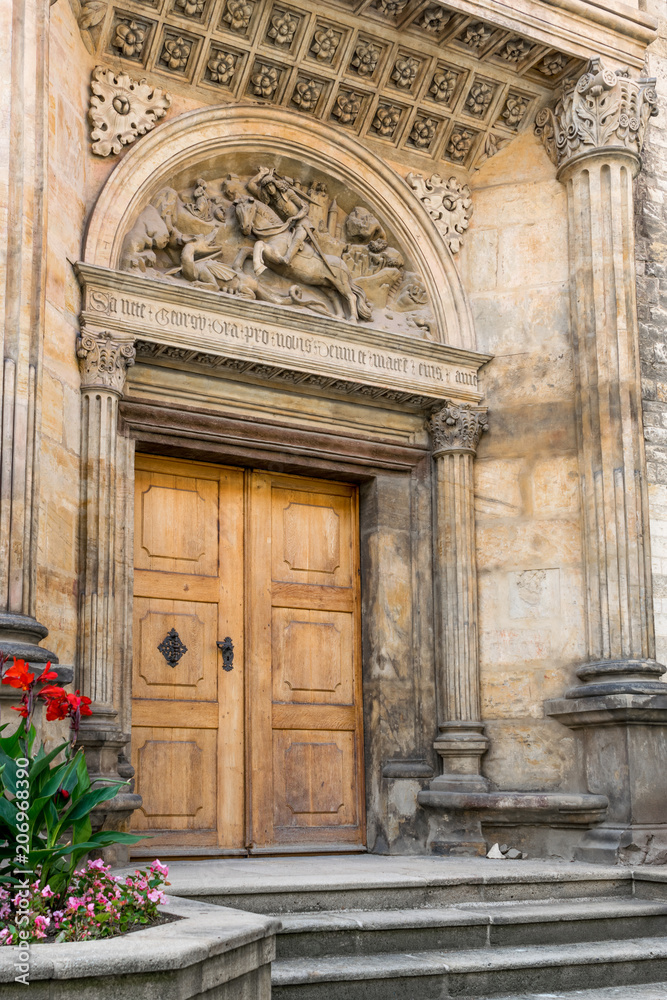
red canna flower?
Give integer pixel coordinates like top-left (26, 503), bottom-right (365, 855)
top-left (54, 788), bottom-right (71, 808)
top-left (36, 664), bottom-right (58, 684)
top-left (10, 704), bottom-right (30, 717)
top-left (2, 660), bottom-right (35, 691)
top-left (44, 694), bottom-right (70, 722)
top-left (69, 692), bottom-right (92, 718)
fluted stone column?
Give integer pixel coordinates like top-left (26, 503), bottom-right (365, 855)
top-left (76, 329), bottom-right (141, 859)
top-left (418, 402), bottom-right (489, 853)
top-left (0, 0), bottom-right (57, 666)
top-left (428, 403), bottom-right (489, 789)
top-left (538, 59), bottom-right (667, 862)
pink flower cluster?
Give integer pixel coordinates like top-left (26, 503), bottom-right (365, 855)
top-left (0, 859), bottom-right (169, 944)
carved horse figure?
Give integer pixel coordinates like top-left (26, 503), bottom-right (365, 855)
top-left (233, 196), bottom-right (372, 322)
top-left (178, 230), bottom-right (323, 309)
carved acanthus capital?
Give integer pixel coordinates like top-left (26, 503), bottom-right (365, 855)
top-left (406, 172), bottom-right (472, 254)
top-left (89, 66), bottom-right (171, 157)
top-left (427, 402), bottom-right (488, 456)
top-left (535, 57), bottom-right (658, 171)
top-left (77, 331), bottom-right (136, 395)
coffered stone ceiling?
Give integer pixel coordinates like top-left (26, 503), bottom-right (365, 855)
top-left (74, 0), bottom-right (592, 171)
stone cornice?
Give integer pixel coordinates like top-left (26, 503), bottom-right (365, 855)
top-left (535, 56), bottom-right (658, 172)
top-left (447, 0), bottom-right (656, 61)
top-left (77, 330), bottom-right (136, 395)
top-left (427, 401), bottom-right (489, 456)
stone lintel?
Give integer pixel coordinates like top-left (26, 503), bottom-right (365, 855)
top-left (76, 262), bottom-right (490, 409)
top-left (418, 790), bottom-right (609, 827)
top-left (546, 692), bottom-right (667, 728)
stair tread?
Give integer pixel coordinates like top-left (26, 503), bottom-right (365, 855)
top-left (278, 896), bottom-right (667, 934)
top-left (272, 935), bottom-right (667, 984)
top-left (494, 986), bottom-right (667, 1000)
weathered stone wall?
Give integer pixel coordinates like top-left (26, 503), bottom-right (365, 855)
top-left (460, 132), bottom-right (585, 793)
top-left (637, 1), bottom-right (667, 667)
top-left (40, 2), bottom-right (205, 667)
top-left (40, 0), bottom-right (665, 838)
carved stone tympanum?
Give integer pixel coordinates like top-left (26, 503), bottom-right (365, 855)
top-left (118, 163), bottom-right (436, 336)
top-left (89, 66), bottom-right (171, 156)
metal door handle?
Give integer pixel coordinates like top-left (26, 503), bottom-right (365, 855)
top-left (217, 637), bottom-right (234, 671)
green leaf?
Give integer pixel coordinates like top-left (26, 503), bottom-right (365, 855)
top-left (0, 797), bottom-right (17, 829)
top-left (30, 741), bottom-right (69, 782)
top-left (65, 784), bottom-right (125, 822)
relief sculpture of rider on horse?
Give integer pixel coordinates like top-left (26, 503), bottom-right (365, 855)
top-left (245, 167), bottom-right (316, 267)
top-left (233, 167), bottom-right (373, 322)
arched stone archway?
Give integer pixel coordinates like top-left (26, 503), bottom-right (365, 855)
top-left (82, 103), bottom-right (476, 350)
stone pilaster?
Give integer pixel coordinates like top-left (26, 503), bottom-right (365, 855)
top-left (76, 330), bottom-right (140, 859)
top-left (0, 0), bottom-right (57, 666)
top-left (538, 59), bottom-right (667, 862)
top-left (427, 403), bottom-right (489, 792)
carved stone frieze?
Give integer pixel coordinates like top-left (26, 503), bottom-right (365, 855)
top-left (88, 66), bottom-right (171, 156)
top-left (77, 330), bottom-right (136, 393)
top-left (427, 402), bottom-right (488, 456)
top-left (72, 0), bottom-right (585, 172)
top-left (118, 162), bottom-right (437, 336)
top-left (406, 173), bottom-right (472, 254)
top-left (535, 57), bottom-right (658, 170)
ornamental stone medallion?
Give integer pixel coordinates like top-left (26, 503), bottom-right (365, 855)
top-left (119, 159), bottom-right (436, 336)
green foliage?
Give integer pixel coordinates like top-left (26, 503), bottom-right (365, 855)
top-left (0, 717), bottom-right (142, 895)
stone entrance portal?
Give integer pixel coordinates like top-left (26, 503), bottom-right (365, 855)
top-left (131, 455), bottom-right (365, 854)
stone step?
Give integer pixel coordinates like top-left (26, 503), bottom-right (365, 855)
top-left (163, 857), bottom-right (640, 915)
top-left (271, 936), bottom-right (667, 1000)
top-left (495, 986), bottom-right (667, 1000)
top-left (276, 896), bottom-right (667, 959)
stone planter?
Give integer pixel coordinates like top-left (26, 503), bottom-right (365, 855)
top-left (0, 896), bottom-right (278, 999)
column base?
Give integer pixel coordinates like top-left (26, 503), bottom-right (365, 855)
top-left (77, 718), bottom-right (142, 865)
top-left (575, 825), bottom-right (667, 866)
top-left (565, 658), bottom-right (667, 699)
top-left (547, 691), bottom-right (667, 865)
top-left (0, 612), bottom-right (58, 664)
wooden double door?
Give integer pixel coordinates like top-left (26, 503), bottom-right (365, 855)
top-left (130, 455), bottom-right (365, 853)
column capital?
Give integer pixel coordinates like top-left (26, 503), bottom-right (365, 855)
top-left (76, 330), bottom-right (136, 395)
top-left (427, 402), bottom-right (488, 457)
top-left (535, 57), bottom-right (657, 176)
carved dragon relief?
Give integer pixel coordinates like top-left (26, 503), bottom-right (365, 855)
top-left (119, 165), bottom-right (436, 337)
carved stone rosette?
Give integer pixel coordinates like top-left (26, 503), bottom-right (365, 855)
top-left (406, 173), bottom-right (473, 254)
top-left (89, 66), bottom-right (171, 157)
top-left (535, 57), bottom-right (658, 173)
top-left (426, 402), bottom-right (489, 825)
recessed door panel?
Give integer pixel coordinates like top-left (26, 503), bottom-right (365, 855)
top-left (131, 460), bottom-right (365, 854)
top-left (131, 457), bottom-right (244, 851)
top-left (248, 473), bottom-right (365, 850)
